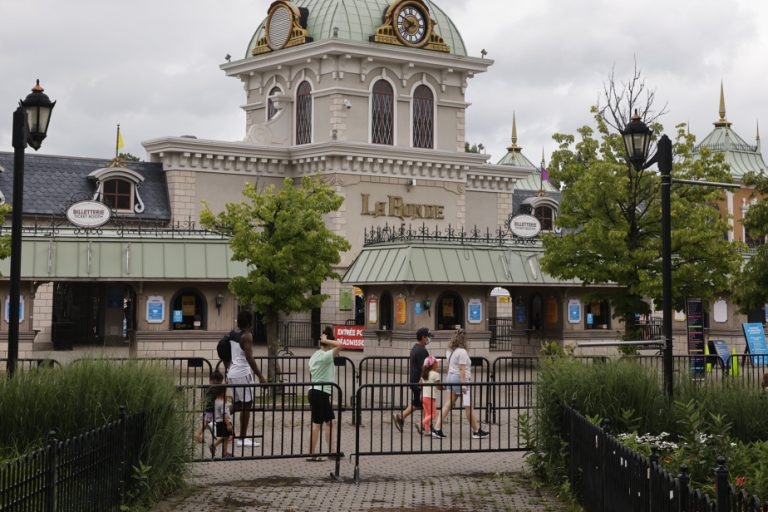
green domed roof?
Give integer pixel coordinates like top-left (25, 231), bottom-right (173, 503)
top-left (247, 0), bottom-right (467, 57)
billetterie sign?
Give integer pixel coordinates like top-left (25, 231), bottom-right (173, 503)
top-left (66, 200), bottom-right (111, 228)
top-left (333, 325), bottom-right (364, 350)
top-left (508, 214), bottom-right (541, 238)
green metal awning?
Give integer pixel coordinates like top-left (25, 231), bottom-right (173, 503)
top-left (342, 242), bottom-right (581, 286)
top-left (0, 236), bottom-right (248, 281)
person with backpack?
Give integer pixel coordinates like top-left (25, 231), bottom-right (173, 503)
top-left (221, 310), bottom-right (266, 447)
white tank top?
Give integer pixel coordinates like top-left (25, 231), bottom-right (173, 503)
top-left (227, 331), bottom-right (250, 379)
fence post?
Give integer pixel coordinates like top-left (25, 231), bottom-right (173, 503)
top-left (118, 405), bottom-right (128, 506)
top-left (678, 464), bottom-right (690, 512)
top-left (648, 445), bottom-right (659, 512)
top-left (44, 430), bottom-right (57, 512)
top-left (715, 456), bottom-right (729, 512)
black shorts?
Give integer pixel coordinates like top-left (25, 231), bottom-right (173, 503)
top-left (308, 389), bottom-right (335, 424)
top-left (410, 385), bottom-right (423, 409)
top-left (215, 421), bottom-right (233, 438)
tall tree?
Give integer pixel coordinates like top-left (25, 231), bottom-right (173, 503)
top-left (732, 173), bottom-right (768, 313)
top-left (200, 176), bottom-right (351, 374)
top-left (541, 68), bottom-right (741, 339)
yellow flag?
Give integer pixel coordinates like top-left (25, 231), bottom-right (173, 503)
top-left (117, 129), bottom-right (125, 149)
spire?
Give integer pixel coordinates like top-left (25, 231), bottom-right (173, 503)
top-left (507, 112), bottom-right (521, 152)
top-left (714, 81), bottom-right (732, 127)
top-left (758, 120), bottom-right (762, 151)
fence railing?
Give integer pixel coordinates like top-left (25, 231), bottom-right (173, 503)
top-left (0, 358), bottom-right (60, 374)
top-left (71, 357), bottom-right (212, 386)
top-left (0, 407), bottom-right (145, 512)
top-left (280, 321), bottom-right (334, 349)
top-left (563, 405), bottom-right (765, 512)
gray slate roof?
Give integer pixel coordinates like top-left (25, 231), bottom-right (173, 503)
top-left (0, 152), bottom-right (171, 222)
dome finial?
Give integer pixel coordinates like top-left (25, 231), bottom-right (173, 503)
top-left (714, 81), bottom-right (732, 127)
top-left (507, 112), bottom-right (521, 152)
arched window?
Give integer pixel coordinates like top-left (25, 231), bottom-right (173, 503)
top-left (535, 206), bottom-right (554, 231)
top-left (379, 291), bottom-right (393, 330)
top-left (412, 85), bottom-right (434, 149)
top-left (170, 289), bottom-right (207, 330)
top-left (371, 80), bottom-right (394, 145)
top-left (267, 86), bottom-right (281, 121)
top-left (585, 300), bottom-right (610, 330)
top-left (102, 178), bottom-right (132, 211)
top-left (436, 291), bottom-right (464, 330)
top-left (530, 294), bottom-right (543, 330)
top-left (296, 81), bottom-right (312, 145)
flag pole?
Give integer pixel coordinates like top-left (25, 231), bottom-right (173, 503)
top-left (115, 124), bottom-right (120, 158)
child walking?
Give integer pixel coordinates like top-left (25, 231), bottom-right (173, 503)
top-left (194, 370), bottom-right (224, 444)
top-left (210, 384), bottom-right (235, 458)
top-left (420, 355), bottom-right (441, 435)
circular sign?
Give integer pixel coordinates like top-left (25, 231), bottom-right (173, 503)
top-left (66, 200), bottom-right (111, 228)
top-left (508, 214), bottom-right (541, 238)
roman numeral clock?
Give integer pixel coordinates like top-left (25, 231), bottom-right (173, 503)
top-left (371, 0), bottom-right (449, 52)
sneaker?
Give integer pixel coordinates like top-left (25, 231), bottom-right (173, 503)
top-left (431, 429), bottom-right (446, 439)
top-left (236, 438), bottom-right (260, 447)
top-left (392, 414), bottom-right (404, 432)
top-left (472, 429), bottom-right (490, 439)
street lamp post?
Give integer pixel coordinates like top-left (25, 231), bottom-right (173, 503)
top-left (7, 80), bottom-right (55, 377)
top-left (621, 111), bottom-right (674, 397)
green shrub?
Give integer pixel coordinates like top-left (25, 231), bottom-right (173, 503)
top-left (0, 360), bottom-right (192, 505)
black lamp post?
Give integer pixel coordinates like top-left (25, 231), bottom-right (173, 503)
top-left (621, 110), bottom-right (674, 398)
top-left (7, 80), bottom-right (56, 377)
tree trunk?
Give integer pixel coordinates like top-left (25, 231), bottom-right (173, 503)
top-left (265, 319), bottom-right (280, 382)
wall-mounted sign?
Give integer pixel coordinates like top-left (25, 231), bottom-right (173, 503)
top-left (508, 214), bottom-right (541, 238)
top-left (367, 297), bottom-right (378, 324)
top-left (713, 299), bottom-right (728, 323)
top-left (360, 194), bottom-right (445, 220)
top-left (173, 310), bottom-right (183, 323)
top-left (335, 325), bottom-right (364, 350)
top-left (515, 300), bottom-right (527, 324)
top-left (414, 301), bottom-right (423, 315)
top-left (468, 298), bottom-right (482, 324)
top-left (546, 296), bottom-right (558, 324)
top-left (686, 298), bottom-right (706, 376)
top-left (4, 295), bottom-right (24, 323)
top-left (339, 288), bottom-right (353, 311)
top-left (568, 300), bottom-right (581, 323)
top-left (66, 200), bottom-right (111, 228)
top-left (395, 295), bottom-right (407, 325)
top-left (146, 296), bottom-right (165, 323)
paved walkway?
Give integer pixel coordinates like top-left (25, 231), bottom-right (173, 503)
top-left (153, 451), bottom-right (570, 511)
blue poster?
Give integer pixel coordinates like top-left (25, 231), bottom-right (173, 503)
top-left (568, 302), bottom-right (581, 323)
top-left (468, 299), bottom-right (482, 323)
top-left (586, 313), bottom-right (593, 325)
top-left (742, 323), bottom-right (768, 366)
top-left (414, 301), bottom-right (422, 315)
top-left (515, 303), bottom-right (526, 324)
top-left (4, 296), bottom-right (23, 323)
top-left (173, 310), bottom-right (183, 323)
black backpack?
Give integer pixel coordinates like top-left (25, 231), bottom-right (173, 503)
top-left (216, 330), bottom-right (237, 367)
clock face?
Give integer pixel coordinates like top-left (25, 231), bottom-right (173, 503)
top-left (395, 3), bottom-right (428, 45)
top-left (267, 4), bottom-right (293, 50)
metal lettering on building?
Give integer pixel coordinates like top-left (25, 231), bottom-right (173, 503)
top-left (360, 194), bottom-right (444, 220)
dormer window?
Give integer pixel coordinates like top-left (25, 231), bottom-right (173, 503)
top-left (534, 205), bottom-right (554, 231)
top-left (522, 196), bottom-right (559, 232)
top-left (88, 165), bottom-right (145, 214)
top-left (103, 178), bottom-right (132, 211)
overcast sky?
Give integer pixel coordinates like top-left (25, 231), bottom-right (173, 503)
top-left (1, 0), bottom-right (766, 166)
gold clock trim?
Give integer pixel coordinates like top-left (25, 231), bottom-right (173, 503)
top-left (371, 0), bottom-right (449, 53)
top-left (253, 0), bottom-right (311, 56)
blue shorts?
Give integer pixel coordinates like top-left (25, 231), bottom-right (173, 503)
top-left (445, 374), bottom-right (471, 407)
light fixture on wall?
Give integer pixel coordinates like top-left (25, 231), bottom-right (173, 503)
top-left (406, 178), bottom-right (416, 190)
top-left (422, 298), bottom-right (432, 316)
top-left (215, 293), bottom-right (224, 315)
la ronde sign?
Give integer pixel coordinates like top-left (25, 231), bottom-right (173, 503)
top-left (508, 214), bottom-right (541, 238)
top-left (66, 200), bottom-right (111, 228)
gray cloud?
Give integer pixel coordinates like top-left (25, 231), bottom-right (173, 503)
top-left (1, 0), bottom-right (765, 169)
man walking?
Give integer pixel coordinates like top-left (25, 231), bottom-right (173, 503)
top-left (393, 327), bottom-right (431, 433)
top-left (226, 310), bottom-right (267, 447)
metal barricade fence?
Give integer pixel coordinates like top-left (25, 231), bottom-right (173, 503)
top-left (214, 356), bottom-right (356, 409)
top-left (357, 356), bottom-right (492, 423)
top-left (489, 356), bottom-right (540, 425)
top-left (71, 357), bottom-right (213, 386)
top-left (352, 380), bottom-right (533, 482)
top-left (0, 358), bottom-right (60, 374)
top-left (182, 382), bottom-right (344, 479)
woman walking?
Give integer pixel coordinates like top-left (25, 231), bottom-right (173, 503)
top-left (431, 329), bottom-right (489, 439)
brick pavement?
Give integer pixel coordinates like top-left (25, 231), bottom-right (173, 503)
top-left (153, 451), bottom-right (569, 511)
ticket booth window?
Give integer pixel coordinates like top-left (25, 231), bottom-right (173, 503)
top-left (170, 289), bottom-right (207, 330)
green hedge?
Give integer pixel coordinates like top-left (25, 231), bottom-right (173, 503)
top-left (0, 360), bottom-right (192, 506)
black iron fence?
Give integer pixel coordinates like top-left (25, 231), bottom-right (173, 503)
top-left (0, 358), bottom-right (60, 374)
top-left (564, 405), bottom-right (765, 512)
top-left (71, 357), bottom-right (212, 386)
top-left (0, 407), bottom-right (145, 512)
top-left (280, 321), bottom-right (334, 349)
